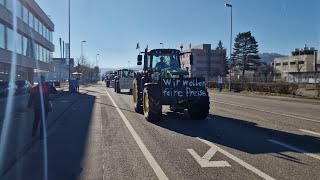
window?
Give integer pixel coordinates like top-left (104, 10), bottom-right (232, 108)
top-left (29, 12), bottom-right (34, 29)
top-left (276, 63), bottom-right (281, 66)
top-left (16, 1), bottom-right (22, 19)
top-left (6, 27), bottom-right (14, 51)
top-left (40, 23), bottom-right (43, 36)
top-left (35, 18), bottom-right (39, 32)
top-left (23, 6), bottom-right (29, 25)
top-left (16, 33), bottom-right (22, 54)
top-left (22, 36), bottom-right (27, 56)
top-left (290, 62), bottom-right (296, 65)
top-left (0, 24), bottom-right (4, 49)
top-left (6, 0), bottom-right (13, 12)
top-left (298, 61), bottom-right (305, 65)
top-left (283, 62), bottom-right (288, 66)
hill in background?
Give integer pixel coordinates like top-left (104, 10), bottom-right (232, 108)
top-left (258, 53), bottom-right (287, 64)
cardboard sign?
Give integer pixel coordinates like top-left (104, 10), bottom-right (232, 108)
top-left (161, 78), bottom-right (207, 99)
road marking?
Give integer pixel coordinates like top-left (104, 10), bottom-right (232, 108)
top-left (197, 138), bottom-right (275, 180)
top-left (213, 100), bottom-right (320, 124)
top-left (104, 88), bottom-right (169, 180)
top-left (187, 147), bottom-right (231, 167)
top-left (268, 139), bottom-right (320, 161)
top-left (299, 129), bottom-right (320, 137)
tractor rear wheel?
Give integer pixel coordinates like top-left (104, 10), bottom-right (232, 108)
top-left (188, 92), bottom-right (210, 120)
top-left (143, 85), bottom-right (162, 122)
top-left (116, 81), bottom-right (121, 93)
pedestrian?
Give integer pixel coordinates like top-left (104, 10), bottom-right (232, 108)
top-left (218, 75), bottom-right (223, 92)
top-left (27, 76), bottom-right (58, 138)
top-left (75, 77), bottom-right (80, 92)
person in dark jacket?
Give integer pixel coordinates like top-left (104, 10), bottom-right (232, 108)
top-left (28, 76), bottom-right (58, 138)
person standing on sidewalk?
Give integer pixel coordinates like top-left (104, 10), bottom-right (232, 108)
top-left (28, 76), bottom-right (58, 138)
top-left (218, 75), bottom-right (223, 92)
top-left (75, 77), bottom-right (80, 92)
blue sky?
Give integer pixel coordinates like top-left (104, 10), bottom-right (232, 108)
top-left (36, 0), bottom-right (319, 68)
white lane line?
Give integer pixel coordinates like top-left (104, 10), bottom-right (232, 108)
top-left (197, 138), bottom-right (275, 180)
top-left (212, 100), bottom-right (320, 124)
top-left (268, 139), bottom-right (320, 161)
top-left (104, 88), bottom-right (169, 180)
top-left (299, 129), bottom-right (320, 137)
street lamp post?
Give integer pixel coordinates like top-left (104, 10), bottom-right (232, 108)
top-left (96, 53), bottom-right (100, 67)
top-left (68, 0), bottom-right (71, 91)
top-left (128, 60), bottom-right (130, 69)
top-left (225, 3), bottom-right (232, 92)
top-left (160, 43), bottom-right (164, 49)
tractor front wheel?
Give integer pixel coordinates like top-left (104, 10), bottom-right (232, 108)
top-left (143, 85), bottom-right (162, 122)
top-left (133, 79), bottom-right (143, 113)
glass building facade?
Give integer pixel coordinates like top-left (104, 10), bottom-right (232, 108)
top-left (0, 0), bottom-right (54, 83)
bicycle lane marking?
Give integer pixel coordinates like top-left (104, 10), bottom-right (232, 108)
top-left (104, 88), bottom-right (169, 180)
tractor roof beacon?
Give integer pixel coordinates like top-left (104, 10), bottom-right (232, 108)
top-left (133, 48), bottom-right (210, 122)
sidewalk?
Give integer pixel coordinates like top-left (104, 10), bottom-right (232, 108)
top-left (0, 91), bottom-right (81, 177)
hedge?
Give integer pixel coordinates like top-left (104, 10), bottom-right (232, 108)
top-left (207, 82), bottom-right (299, 95)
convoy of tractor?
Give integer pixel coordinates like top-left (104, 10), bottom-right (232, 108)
top-left (105, 47), bottom-right (210, 122)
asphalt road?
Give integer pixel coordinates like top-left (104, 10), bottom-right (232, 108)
top-left (3, 82), bottom-right (320, 180)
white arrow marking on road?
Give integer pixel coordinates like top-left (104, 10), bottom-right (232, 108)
top-left (188, 147), bottom-right (231, 167)
top-left (197, 138), bottom-right (275, 180)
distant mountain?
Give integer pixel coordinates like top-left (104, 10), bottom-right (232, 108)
top-left (258, 53), bottom-right (287, 64)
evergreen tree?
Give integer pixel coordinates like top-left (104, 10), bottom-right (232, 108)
top-left (216, 40), bottom-right (224, 50)
top-left (231, 31), bottom-right (261, 80)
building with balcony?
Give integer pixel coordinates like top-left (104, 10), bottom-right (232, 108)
top-left (180, 44), bottom-right (226, 81)
top-left (0, 0), bottom-right (54, 84)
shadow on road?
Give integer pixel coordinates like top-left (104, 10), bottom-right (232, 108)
top-left (153, 112), bottom-right (320, 156)
top-left (2, 93), bottom-right (98, 180)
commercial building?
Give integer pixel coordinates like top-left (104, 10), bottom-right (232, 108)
top-left (273, 45), bottom-right (319, 83)
top-left (0, 0), bottom-right (54, 84)
top-left (180, 44), bottom-right (226, 81)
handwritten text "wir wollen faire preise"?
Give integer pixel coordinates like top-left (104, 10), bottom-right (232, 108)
top-left (162, 79), bottom-right (207, 97)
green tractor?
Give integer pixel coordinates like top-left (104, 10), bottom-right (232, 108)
top-left (114, 69), bottom-right (134, 94)
top-left (133, 48), bottom-right (210, 121)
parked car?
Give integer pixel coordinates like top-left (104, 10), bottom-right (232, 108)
top-left (0, 81), bottom-right (18, 97)
top-left (15, 80), bottom-right (32, 94)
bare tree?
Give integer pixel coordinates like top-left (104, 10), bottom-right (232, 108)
top-left (258, 62), bottom-right (274, 82)
top-left (291, 59), bottom-right (304, 72)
